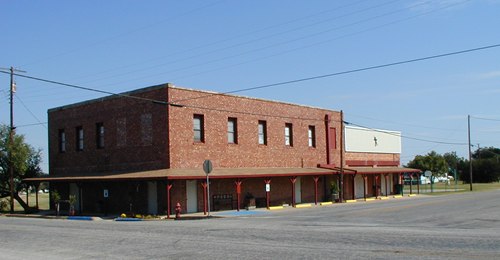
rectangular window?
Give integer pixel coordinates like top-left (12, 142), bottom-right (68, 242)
top-left (96, 122), bottom-right (104, 149)
top-left (58, 129), bottom-right (66, 153)
top-left (258, 120), bottom-right (267, 145)
top-left (76, 126), bottom-right (84, 151)
top-left (227, 117), bottom-right (237, 144)
top-left (193, 114), bottom-right (204, 143)
top-left (308, 125), bottom-right (316, 148)
top-left (285, 123), bottom-right (293, 146)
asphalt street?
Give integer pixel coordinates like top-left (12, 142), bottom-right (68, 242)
top-left (1, 190), bottom-right (500, 259)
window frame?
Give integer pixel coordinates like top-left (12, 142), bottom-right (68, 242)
top-left (58, 129), bottom-right (66, 153)
top-left (227, 117), bottom-right (238, 144)
top-left (96, 122), bottom-right (105, 149)
top-left (285, 123), bottom-right (293, 147)
top-left (258, 120), bottom-right (267, 145)
top-left (308, 125), bottom-right (316, 148)
top-left (193, 114), bottom-right (205, 143)
top-left (76, 126), bottom-right (84, 151)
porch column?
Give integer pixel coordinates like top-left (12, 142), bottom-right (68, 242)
top-left (289, 177), bottom-right (297, 207)
top-left (375, 175), bottom-right (380, 198)
top-left (409, 174), bottom-right (413, 195)
top-left (417, 173), bottom-right (420, 194)
top-left (201, 182), bottom-right (208, 215)
top-left (352, 174), bottom-right (356, 200)
top-left (34, 182), bottom-right (40, 209)
top-left (166, 182), bottom-right (173, 219)
top-left (235, 179), bottom-right (242, 211)
top-left (265, 179), bottom-right (271, 209)
top-left (313, 176), bottom-right (320, 205)
top-left (362, 175), bottom-right (368, 201)
top-left (399, 173), bottom-right (404, 195)
top-left (26, 184), bottom-right (29, 206)
top-left (384, 174), bottom-right (389, 197)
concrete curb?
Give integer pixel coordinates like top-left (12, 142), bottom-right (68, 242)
top-left (345, 199), bottom-right (357, 203)
top-left (320, 201), bottom-right (333, 206)
top-left (269, 206), bottom-right (284, 210)
top-left (295, 203), bottom-right (312, 208)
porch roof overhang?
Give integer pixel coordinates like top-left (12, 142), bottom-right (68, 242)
top-left (23, 167), bottom-right (337, 183)
top-left (342, 166), bottom-right (422, 175)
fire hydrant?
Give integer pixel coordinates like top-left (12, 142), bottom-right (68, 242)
top-left (175, 202), bottom-right (182, 219)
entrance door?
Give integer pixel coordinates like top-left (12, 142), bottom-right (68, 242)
top-left (186, 180), bottom-right (198, 213)
top-left (147, 182), bottom-right (158, 215)
top-left (294, 177), bottom-right (302, 204)
top-left (69, 183), bottom-right (80, 211)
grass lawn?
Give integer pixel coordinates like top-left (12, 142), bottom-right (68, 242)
top-left (1, 193), bottom-right (50, 213)
top-left (405, 182), bottom-right (500, 195)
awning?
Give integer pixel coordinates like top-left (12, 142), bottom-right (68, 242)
top-left (23, 167), bottom-right (337, 182)
top-left (342, 166), bottom-right (421, 175)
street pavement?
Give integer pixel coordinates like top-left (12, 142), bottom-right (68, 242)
top-left (1, 190), bottom-right (500, 259)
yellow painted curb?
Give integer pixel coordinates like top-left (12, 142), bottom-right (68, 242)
top-left (408, 194), bottom-right (417, 197)
top-left (379, 197), bottom-right (390, 200)
top-left (269, 206), bottom-right (284, 210)
top-left (393, 195), bottom-right (403, 198)
top-left (320, 201), bottom-right (333, 206)
top-left (295, 203), bottom-right (312, 208)
top-left (345, 199), bottom-right (357, 203)
top-left (365, 198), bottom-right (376, 202)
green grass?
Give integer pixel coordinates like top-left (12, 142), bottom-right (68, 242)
top-left (406, 182), bottom-right (500, 195)
top-left (1, 193), bottom-right (50, 213)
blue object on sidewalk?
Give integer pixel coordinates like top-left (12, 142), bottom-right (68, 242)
top-left (67, 216), bottom-right (93, 221)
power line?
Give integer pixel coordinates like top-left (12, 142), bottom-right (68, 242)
top-left (470, 116), bottom-right (500, 122)
top-left (345, 121), bottom-right (469, 146)
top-left (171, 43), bottom-right (500, 103)
top-left (14, 94), bottom-right (47, 129)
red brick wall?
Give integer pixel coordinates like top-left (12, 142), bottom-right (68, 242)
top-left (167, 86), bottom-right (341, 169)
top-left (345, 152), bottom-right (400, 166)
top-left (48, 85), bottom-right (169, 175)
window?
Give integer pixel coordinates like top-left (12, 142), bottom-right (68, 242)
top-left (258, 120), bottom-right (267, 145)
top-left (76, 126), bottom-right (84, 151)
top-left (58, 129), bottom-right (66, 153)
top-left (308, 125), bottom-right (316, 148)
top-left (285, 123), bottom-right (293, 146)
top-left (193, 114), bottom-right (204, 142)
top-left (227, 118), bottom-right (238, 144)
top-left (96, 123), bottom-right (104, 148)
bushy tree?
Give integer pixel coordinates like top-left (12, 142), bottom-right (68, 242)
top-left (0, 124), bottom-right (43, 197)
top-left (406, 151), bottom-right (448, 176)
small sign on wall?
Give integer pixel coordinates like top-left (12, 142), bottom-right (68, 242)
top-left (265, 184), bottom-right (271, 192)
top-left (103, 189), bottom-right (109, 198)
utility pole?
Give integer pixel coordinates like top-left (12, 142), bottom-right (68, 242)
top-left (6, 66), bottom-right (26, 213)
top-left (468, 115), bottom-right (473, 191)
top-left (339, 110), bottom-right (345, 203)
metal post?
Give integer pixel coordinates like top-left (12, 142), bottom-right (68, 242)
top-left (468, 115), bottom-right (473, 191)
top-left (206, 174), bottom-right (210, 216)
top-left (9, 67), bottom-right (15, 213)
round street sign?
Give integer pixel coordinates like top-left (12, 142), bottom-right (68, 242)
top-left (424, 170), bottom-right (432, 177)
top-left (203, 160), bottom-right (213, 174)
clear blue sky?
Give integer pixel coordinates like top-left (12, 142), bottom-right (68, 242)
top-left (2, 0), bottom-right (500, 173)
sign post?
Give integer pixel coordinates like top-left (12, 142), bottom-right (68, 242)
top-left (203, 160), bottom-right (213, 216)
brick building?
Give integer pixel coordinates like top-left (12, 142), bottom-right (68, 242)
top-left (28, 83), bottom-right (419, 216)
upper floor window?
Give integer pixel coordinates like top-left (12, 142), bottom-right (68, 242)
top-left (96, 122), bottom-right (104, 149)
top-left (308, 125), bottom-right (316, 148)
top-left (258, 120), bottom-right (267, 145)
top-left (58, 129), bottom-right (66, 153)
top-left (76, 126), bottom-right (84, 151)
top-left (193, 114), bottom-right (204, 143)
top-left (227, 117), bottom-right (237, 144)
top-left (285, 123), bottom-right (293, 146)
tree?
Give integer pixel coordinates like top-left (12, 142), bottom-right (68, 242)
top-left (406, 151), bottom-right (448, 176)
top-left (0, 124), bottom-right (44, 211)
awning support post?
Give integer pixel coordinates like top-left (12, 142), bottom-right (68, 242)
top-left (201, 181), bottom-right (208, 215)
top-left (265, 179), bottom-right (271, 209)
top-left (362, 174), bottom-right (368, 201)
top-left (166, 182), bottom-right (173, 219)
top-left (313, 176), bottom-right (319, 205)
top-left (289, 177), bottom-right (297, 207)
top-left (235, 179), bottom-right (242, 211)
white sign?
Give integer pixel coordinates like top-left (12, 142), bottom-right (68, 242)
top-left (265, 184), bottom-right (271, 192)
top-left (345, 126), bottom-right (401, 154)
top-left (103, 189), bottom-right (109, 198)
top-left (424, 170), bottom-right (432, 177)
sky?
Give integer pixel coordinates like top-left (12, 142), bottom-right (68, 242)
top-left (1, 0), bottom-right (500, 173)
